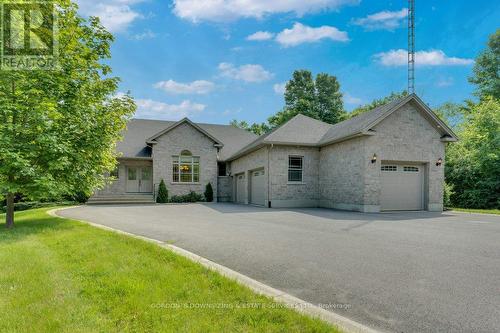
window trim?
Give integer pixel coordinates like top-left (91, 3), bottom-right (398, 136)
top-left (172, 152), bottom-right (200, 184)
top-left (288, 156), bottom-right (304, 183)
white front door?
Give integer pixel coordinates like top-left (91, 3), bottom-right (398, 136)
top-left (126, 166), bottom-right (153, 193)
top-left (381, 163), bottom-right (424, 211)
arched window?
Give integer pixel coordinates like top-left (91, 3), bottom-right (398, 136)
top-left (172, 150), bottom-right (200, 183)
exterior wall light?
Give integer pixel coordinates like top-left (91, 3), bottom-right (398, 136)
top-left (371, 154), bottom-right (377, 164)
top-left (436, 158), bottom-right (443, 166)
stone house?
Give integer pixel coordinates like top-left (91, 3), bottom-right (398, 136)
top-left (91, 94), bottom-right (457, 212)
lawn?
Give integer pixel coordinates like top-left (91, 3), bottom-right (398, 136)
top-left (451, 208), bottom-right (500, 215)
top-left (0, 208), bottom-right (337, 333)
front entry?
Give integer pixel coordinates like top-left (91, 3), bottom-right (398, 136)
top-left (126, 166), bottom-right (153, 193)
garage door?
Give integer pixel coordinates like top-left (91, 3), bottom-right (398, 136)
top-left (235, 173), bottom-right (246, 204)
top-left (381, 163), bottom-right (424, 211)
top-left (250, 169), bottom-right (265, 206)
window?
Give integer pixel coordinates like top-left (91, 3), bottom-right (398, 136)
top-left (128, 167), bottom-right (137, 180)
top-left (288, 156), bottom-right (303, 182)
top-left (404, 166), bottom-right (419, 172)
top-left (381, 165), bottom-right (397, 172)
top-left (172, 150), bottom-right (200, 183)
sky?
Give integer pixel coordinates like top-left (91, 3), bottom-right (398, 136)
top-left (77, 0), bottom-right (499, 125)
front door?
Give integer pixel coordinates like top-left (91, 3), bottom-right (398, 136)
top-left (126, 166), bottom-right (153, 193)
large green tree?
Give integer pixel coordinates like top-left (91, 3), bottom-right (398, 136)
top-left (0, 1), bottom-right (135, 228)
top-left (268, 70), bottom-right (345, 128)
top-left (348, 91), bottom-right (408, 118)
top-left (469, 29), bottom-right (500, 100)
top-left (445, 97), bottom-right (499, 208)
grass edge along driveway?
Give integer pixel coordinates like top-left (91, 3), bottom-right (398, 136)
top-left (0, 208), bottom-right (338, 333)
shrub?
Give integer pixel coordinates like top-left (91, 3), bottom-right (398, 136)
top-left (204, 182), bottom-right (214, 202)
top-left (444, 183), bottom-right (454, 208)
top-left (156, 179), bottom-right (169, 203)
top-left (0, 201), bottom-right (76, 213)
top-left (168, 191), bottom-right (204, 203)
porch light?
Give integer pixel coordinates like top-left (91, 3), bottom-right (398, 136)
top-left (436, 158), bottom-right (443, 166)
top-left (371, 154), bottom-right (377, 164)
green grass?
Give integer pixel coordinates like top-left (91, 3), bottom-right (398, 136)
top-left (450, 207), bottom-right (500, 215)
top-left (0, 208), bottom-right (338, 333)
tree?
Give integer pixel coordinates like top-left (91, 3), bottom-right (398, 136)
top-left (230, 120), bottom-right (270, 135)
top-left (348, 91), bottom-right (408, 118)
top-left (156, 180), bottom-right (169, 203)
top-left (0, 2), bottom-right (135, 227)
top-left (268, 70), bottom-right (345, 128)
top-left (445, 97), bottom-right (500, 209)
top-left (433, 102), bottom-right (468, 130)
top-left (469, 29), bottom-right (500, 100)
top-left (204, 182), bottom-right (214, 202)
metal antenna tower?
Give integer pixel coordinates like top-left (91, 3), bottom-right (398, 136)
top-left (408, 0), bottom-right (415, 94)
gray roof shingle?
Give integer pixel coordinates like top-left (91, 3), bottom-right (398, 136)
top-left (116, 119), bottom-right (258, 160)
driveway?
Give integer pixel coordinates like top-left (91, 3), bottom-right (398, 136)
top-left (59, 204), bottom-right (500, 333)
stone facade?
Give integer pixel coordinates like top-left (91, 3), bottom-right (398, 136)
top-left (269, 146), bottom-right (320, 207)
top-left (319, 137), bottom-right (368, 211)
top-left (363, 103), bottom-right (446, 211)
top-left (152, 122), bottom-right (218, 198)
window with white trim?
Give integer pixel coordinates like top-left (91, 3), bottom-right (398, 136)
top-left (172, 150), bottom-right (200, 183)
top-left (403, 166), bottom-right (419, 172)
top-left (288, 156), bottom-right (303, 182)
top-left (381, 165), bottom-right (397, 172)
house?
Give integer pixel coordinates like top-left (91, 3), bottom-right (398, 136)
top-left (91, 94), bottom-right (458, 212)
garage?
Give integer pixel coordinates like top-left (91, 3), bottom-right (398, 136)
top-left (250, 169), bottom-right (266, 206)
top-left (235, 173), bottom-right (246, 204)
top-left (380, 163), bottom-right (424, 211)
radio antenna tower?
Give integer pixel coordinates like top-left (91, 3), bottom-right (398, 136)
top-left (408, 0), bottom-right (415, 94)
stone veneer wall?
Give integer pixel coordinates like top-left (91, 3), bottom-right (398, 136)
top-left (319, 137), bottom-right (368, 211)
top-left (152, 122), bottom-right (218, 198)
top-left (269, 146), bottom-right (320, 207)
top-left (363, 102), bottom-right (446, 211)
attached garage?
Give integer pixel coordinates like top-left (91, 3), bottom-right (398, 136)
top-left (235, 173), bottom-right (246, 204)
top-left (250, 169), bottom-right (266, 206)
top-left (380, 163), bottom-right (425, 211)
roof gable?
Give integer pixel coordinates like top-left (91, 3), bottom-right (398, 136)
top-left (319, 94), bottom-right (458, 145)
top-left (146, 118), bottom-right (224, 146)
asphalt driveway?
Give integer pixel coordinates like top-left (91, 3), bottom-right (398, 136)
top-left (59, 204), bottom-right (500, 333)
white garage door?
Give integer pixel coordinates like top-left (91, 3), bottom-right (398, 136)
top-left (381, 163), bottom-right (424, 211)
top-left (250, 169), bottom-right (265, 206)
top-left (235, 173), bottom-right (246, 204)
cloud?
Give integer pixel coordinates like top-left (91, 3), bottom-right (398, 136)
top-left (172, 0), bottom-right (359, 22)
top-left (218, 63), bottom-right (273, 82)
top-left (436, 77), bottom-right (454, 87)
top-left (352, 8), bottom-right (407, 31)
top-left (273, 82), bottom-right (287, 94)
top-left (77, 0), bottom-right (144, 32)
top-left (247, 31), bottom-right (275, 41)
top-left (374, 49), bottom-right (474, 66)
top-left (343, 92), bottom-right (362, 105)
top-left (154, 80), bottom-right (215, 94)
top-left (130, 30), bottom-right (157, 40)
top-left (275, 23), bottom-right (349, 47)
top-left (135, 99), bottom-right (206, 119)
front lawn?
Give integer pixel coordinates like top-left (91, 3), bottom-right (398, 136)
top-left (0, 208), bottom-right (337, 333)
top-left (451, 208), bottom-right (500, 215)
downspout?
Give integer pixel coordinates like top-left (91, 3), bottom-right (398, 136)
top-left (268, 144), bottom-right (272, 208)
